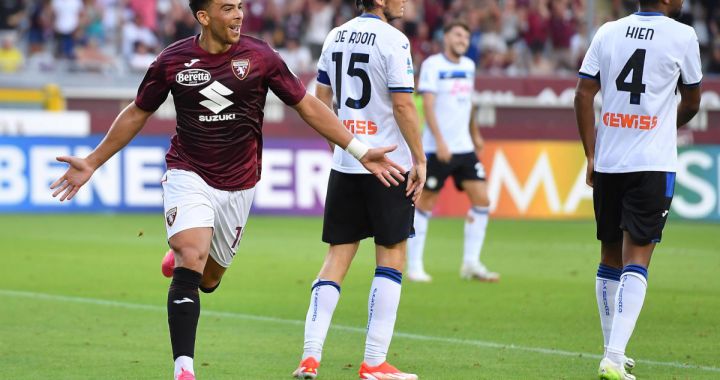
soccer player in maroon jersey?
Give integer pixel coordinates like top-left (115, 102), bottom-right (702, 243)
top-left (49, 1), bottom-right (405, 379)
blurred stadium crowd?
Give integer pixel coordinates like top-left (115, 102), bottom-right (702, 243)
top-left (1, 0), bottom-right (719, 76)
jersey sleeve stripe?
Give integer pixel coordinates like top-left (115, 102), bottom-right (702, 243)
top-left (317, 70), bottom-right (331, 86)
top-left (389, 87), bottom-right (414, 93)
top-left (682, 81), bottom-right (701, 87)
top-left (578, 72), bottom-right (600, 81)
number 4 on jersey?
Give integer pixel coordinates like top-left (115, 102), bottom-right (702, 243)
top-left (615, 49), bottom-right (646, 105)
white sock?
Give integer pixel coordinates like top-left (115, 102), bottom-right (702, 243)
top-left (174, 355), bottom-right (194, 377)
top-left (595, 264), bottom-right (622, 356)
top-left (364, 267), bottom-right (402, 367)
top-left (407, 209), bottom-right (430, 273)
top-left (607, 265), bottom-right (648, 364)
top-left (463, 206), bottom-right (489, 265)
top-left (302, 279), bottom-right (341, 362)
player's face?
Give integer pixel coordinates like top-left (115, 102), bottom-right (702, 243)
top-left (382, 0), bottom-right (407, 22)
top-left (202, 0), bottom-right (244, 45)
top-left (444, 26), bottom-right (470, 57)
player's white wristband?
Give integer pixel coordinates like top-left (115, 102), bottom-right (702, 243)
top-left (345, 137), bottom-right (369, 160)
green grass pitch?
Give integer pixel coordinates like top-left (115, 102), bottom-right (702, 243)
top-left (1, 215), bottom-right (718, 379)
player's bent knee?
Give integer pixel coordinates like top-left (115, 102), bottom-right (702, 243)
top-left (171, 246), bottom-right (209, 268)
top-left (199, 280), bottom-right (221, 293)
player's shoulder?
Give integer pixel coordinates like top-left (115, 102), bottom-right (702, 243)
top-left (664, 18), bottom-right (698, 40)
top-left (156, 36), bottom-right (196, 61)
top-left (421, 53), bottom-right (442, 67)
top-left (239, 34), bottom-right (275, 54)
top-left (591, 19), bottom-right (619, 41)
top-left (460, 56), bottom-right (476, 71)
top-left (374, 22), bottom-right (410, 47)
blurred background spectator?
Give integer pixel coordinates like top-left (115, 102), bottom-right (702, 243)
top-left (2, 0), bottom-right (719, 76)
top-left (0, 33), bottom-right (23, 72)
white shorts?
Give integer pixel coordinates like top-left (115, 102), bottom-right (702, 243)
top-left (161, 169), bottom-right (255, 268)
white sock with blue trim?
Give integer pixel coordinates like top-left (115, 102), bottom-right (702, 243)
top-left (364, 267), bottom-right (402, 366)
top-left (407, 209), bottom-right (430, 274)
top-left (463, 206), bottom-right (489, 265)
top-left (302, 279), bottom-right (341, 362)
top-left (607, 265), bottom-right (648, 364)
top-left (596, 264), bottom-right (622, 356)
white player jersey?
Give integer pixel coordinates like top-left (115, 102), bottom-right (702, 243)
top-left (317, 14), bottom-right (415, 174)
top-left (417, 54), bottom-right (476, 154)
top-left (580, 12), bottom-right (702, 173)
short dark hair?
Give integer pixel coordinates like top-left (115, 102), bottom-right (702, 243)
top-left (443, 20), bottom-right (470, 34)
top-left (356, 0), bottom-right (376, 12)
top-left (638, 0), bottom-right (660, 5)
top-left (189, 0), bottom-right (211, 20)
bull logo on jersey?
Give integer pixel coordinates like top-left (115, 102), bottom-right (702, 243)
top-left (231, 59), bottom-right (251, 80)
top-left (166, 207), bottom-right (177, 227)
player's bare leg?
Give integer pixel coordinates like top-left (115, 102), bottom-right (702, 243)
top-left (167, 227), bottom-right (213, 380)
top-left (162, 250), bottom-right (227, 293)
top-left (317, 242), bottom-right (361, 285)
top-left (407, 190), bottom-right (439, 282)
top-left (295, 243), bottom-right (360, 378)
top-left (200, 256), bottom-right (226, 293)
top-left (460, 180), bottom-right (498, 282)
top-left (358, 242), bottom-right (416, 379)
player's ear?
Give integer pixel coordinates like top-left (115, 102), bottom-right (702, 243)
top-left (196, 10), bottom-right (210, 27)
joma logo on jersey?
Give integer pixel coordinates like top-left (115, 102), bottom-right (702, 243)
top-left (343, 119), bottom-right (377, 135)
top-left (176, 69), bottom-right (211, 86)
top-left (603, 112), bottom-right (658, 130)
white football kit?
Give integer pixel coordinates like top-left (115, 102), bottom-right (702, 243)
top-left (317, 14), bottom-right (415, 173)
top-left (417, 53), bottom-right (476, 154)
top-left (579, 12), bottom-right (702, 173)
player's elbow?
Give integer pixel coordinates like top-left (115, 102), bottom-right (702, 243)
top-left (392, 101), bottom-right (414, 114)
top-left (574, 89), bottom-right (591, 104)
top-left (683, 100), bottom-right (701, 117)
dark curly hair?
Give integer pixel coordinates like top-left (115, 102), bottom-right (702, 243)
top-left (189, 0), bottom-right (212, 20)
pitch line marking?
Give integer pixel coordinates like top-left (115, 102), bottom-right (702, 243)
top-left (1, 289), bottom-right (718, 373)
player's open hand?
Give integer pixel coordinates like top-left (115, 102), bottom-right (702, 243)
top-left (406, 162), bottom-right (426, 202)
top-left (360, 145), bottom-right (406, 187)
top-left (50, 156), bottom-right (95, 201)
top-left (585, 157), bottom-right (594, 188)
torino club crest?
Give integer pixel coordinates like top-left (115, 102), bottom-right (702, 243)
top-left (166, 207), bottom-right (177, 227)
top-left (231, 59), bottom-right (250, 80)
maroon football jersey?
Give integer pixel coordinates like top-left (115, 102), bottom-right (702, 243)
top-left (135, 35), bottom-right (307, 190)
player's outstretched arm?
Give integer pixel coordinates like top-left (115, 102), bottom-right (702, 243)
top-left (314, 83), bottom-right (337, 152)
top-left (50, 102), bottom-right (154, 201)
top-left (391, 92), bottom-right (426, 201)
top-left (574, 77), bottom-right (601, 187)
top-left (677, 83), bottom-right (701, 128)
top-left (292, 93), bottom-right (406, 187)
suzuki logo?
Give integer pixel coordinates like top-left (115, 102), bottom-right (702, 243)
top-left (199, 81), bottom-right (234, 114)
